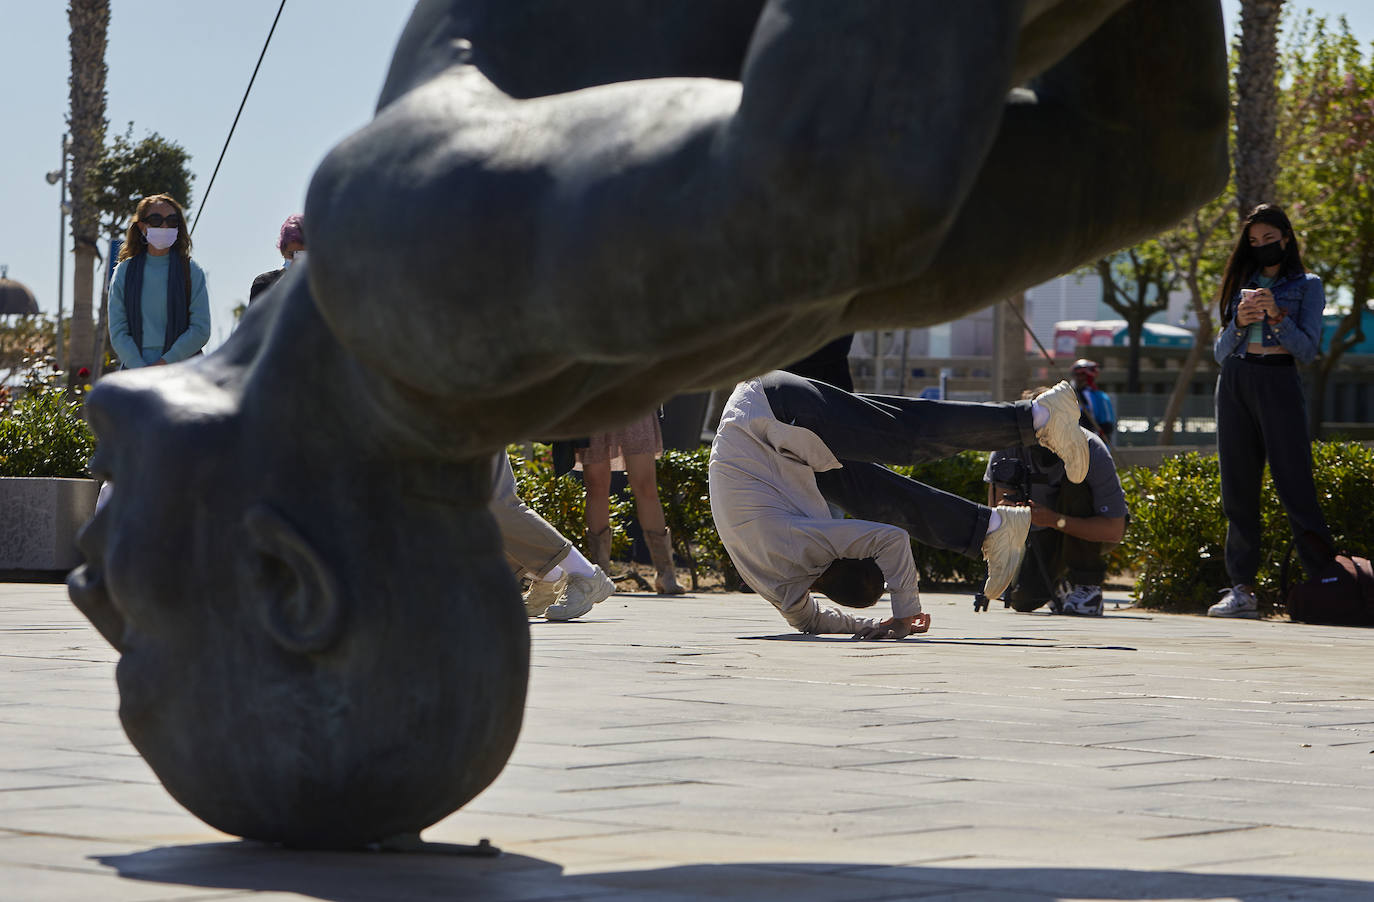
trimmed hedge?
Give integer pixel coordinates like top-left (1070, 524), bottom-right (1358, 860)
top-left (505, 444), bottom-right (636, 560)
top-left (1119, 442), bottom-right (1374, 614)
top-left (509, 440), bottom-right (1374, 616)
top-left (890, 451), bottom-right (992, 587)
top-left (507, 444), bottom-right (990, 590)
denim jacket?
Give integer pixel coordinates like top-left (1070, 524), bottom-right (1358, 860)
top-left (1213, 271), bottom-right (1325, 365)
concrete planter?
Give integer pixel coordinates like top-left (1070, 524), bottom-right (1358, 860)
top-left (0, 477), bottom-right (99, 571)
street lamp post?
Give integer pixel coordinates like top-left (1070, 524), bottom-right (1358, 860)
top-left (44, 134), bottom-right (70, 373)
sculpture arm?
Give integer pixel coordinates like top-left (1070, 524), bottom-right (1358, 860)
top-left (306, 3), bottom-right (1028, 423)
top-left (842, 0), bottom-right (1230, 329)
top-left (722, 1), bottom-right (1023, 280)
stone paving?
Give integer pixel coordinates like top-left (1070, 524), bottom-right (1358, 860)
top-left (1, 580), bottom-right (1372, 901)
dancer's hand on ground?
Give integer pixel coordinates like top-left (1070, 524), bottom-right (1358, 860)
top-left (853, 613), bottom-right (931, 640)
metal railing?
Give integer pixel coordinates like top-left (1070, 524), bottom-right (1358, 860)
top-left (1110, 393), bottom-right (1215, 447)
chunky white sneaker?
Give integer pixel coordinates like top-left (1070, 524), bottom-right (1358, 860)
top-left (1208, 585), bottom-right (1259, 619)
top-left (1034, 381), bottom-right (1090, 483)
top-left (1059, 583), bottom-right (1104, 616)
top-left (545, 566), bottom-right (616, 621)
top-left (523, 577), bottom-right (563, 618)
top-left (982, 505), bottom-right (1031, 601)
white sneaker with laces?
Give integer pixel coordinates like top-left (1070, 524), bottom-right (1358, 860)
top-left (1059, 583), bottom-right (1104, 616)
top-left (1208, 585), bottom-right (1259, 619)
top-left (1034, 381), bottom-right (1090, 483)
top-left (523, 577), bottom-right (563, 618)
top-left (982, 505), bottom-right (1032, 601)
top-left (545, 566), bottom-right (616, 621)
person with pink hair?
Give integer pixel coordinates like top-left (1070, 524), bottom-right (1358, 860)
top-left (249, 214), bottom-right (306, 303)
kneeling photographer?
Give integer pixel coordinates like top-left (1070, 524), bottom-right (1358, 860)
top-left (985, 389), bottom-right (1128, 616)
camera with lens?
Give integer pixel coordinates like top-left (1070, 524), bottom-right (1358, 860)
top-left (990, 455), bottom-right (1032, 504)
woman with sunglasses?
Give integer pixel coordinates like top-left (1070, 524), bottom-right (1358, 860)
top-left (108, 195), bottom-right (211, 369)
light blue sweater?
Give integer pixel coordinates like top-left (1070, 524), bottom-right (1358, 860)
top-left (108, 254), bottom-right (211, 367)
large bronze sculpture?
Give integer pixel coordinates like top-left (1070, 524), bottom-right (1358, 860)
top-left (67, 0), bottom-right (1228, 848)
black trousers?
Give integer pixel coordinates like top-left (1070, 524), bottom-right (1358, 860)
top-left (1006, 478), bottom-right (1113, 609)
top-left (759, 371), bottom-right (1038, 560)
top-left (1215, 356), bottom-right (1331, 584)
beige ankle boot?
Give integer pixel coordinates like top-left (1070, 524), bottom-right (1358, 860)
top-left (646, 527), bottom-right (685, 595)
top-left (586, 527), bottom-right (613, 574)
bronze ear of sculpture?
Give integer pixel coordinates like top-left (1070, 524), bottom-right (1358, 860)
top-left (243, 505), bottom-right (345, 655)
top-left (70, 0), bottom-right (1229, 848)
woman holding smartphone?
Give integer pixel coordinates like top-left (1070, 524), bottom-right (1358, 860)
top-left (1209, 203), bottom-right (1332, 618)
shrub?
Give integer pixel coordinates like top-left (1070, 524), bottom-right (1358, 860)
top-left (0, 359), bottom-right (96, 479)
top-left (1119, 442), bottom-right (1374, 614)
top-left (656, 447), bottom-right (743, 589)
top-left (1115, 452), bottom-right (1231, 612)
top-left (1304, 439), bottom-right (1374, 575)
top-left (506, 444), bottom-right (634, 559)
top-left (891, 450), bottom-right (992, 587)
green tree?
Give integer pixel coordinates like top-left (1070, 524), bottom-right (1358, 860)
top-left (1089, 243), bottom-right (1177, 392)
top-left (1155, 191), bottom-right (1235, 445)
top-left (92, 124), bottom-right (194, 236)
top-left (1276, 13), bottom-right (1374, 434)
top-left (88, 124), bottom-right (195, 377)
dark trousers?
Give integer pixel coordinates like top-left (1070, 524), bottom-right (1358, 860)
top-left (760, 371), bottom-right (1038, 560)
top-left (1215, 357), bottom-right (1331, 584)
top-left (1006, 479), bottom-right (1112, 609)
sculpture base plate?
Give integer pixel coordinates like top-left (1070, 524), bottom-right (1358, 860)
top-left (371, 834), bottom-right (501, 857)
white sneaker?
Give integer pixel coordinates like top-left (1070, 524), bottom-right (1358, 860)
top-left (523, 577), bottom-right (563, 618)
top-left (1058, 583), bottom-right (1104, 616)
top-left (982, 505), bottom-right (1031, 601)
top-left (1034, 381), bottom-right (1090, 483)
top-left (1208, 585), bottom-right (1259, 619)
top-left (545, 566), bottom-right (616, 621)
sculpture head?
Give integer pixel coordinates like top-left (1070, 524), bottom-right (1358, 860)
top-left (66, 0), bottom-right (1230, 852)
top-left (68, 273), bottom-right (528, 847)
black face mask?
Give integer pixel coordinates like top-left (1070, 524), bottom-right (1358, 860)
top-left (1251, 239), bottom-right (1285, 268)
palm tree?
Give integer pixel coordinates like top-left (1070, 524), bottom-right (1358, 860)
top-left (1235, 0), bottom-right (1284, 219)
top-left (66, 0), bottom-right (109, 383)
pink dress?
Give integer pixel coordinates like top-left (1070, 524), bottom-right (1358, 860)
top-left (575, 411), bottom-right (663, 472)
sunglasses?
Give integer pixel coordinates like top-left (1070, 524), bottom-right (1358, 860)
top-left (141, 213), bottom-right (182, 228)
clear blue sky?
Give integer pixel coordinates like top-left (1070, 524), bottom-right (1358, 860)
top-left (3, 2), bottom-right (1374, 354)
top-left (2, 0), bottom-right (413, 350)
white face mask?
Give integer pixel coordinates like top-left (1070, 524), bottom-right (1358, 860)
top-left (291, 250), bottom-right (307, 266)
top-left (145, 227), bottom-right (178, 250)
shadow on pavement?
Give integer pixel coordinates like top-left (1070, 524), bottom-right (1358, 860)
top-left (97, 842), bottom-right (1372, 901)
top-left (745, 633), bottom-right (1138, 650)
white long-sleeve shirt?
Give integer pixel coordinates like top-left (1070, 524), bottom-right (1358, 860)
top-left (707, 379), bottom-right (921, 634)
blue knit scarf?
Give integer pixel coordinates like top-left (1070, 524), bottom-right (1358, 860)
top-left (123, 251), bottom-right (190, 354)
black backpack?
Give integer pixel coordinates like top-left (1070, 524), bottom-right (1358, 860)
top-left (1281, 534), bottom-right (1374, 627)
